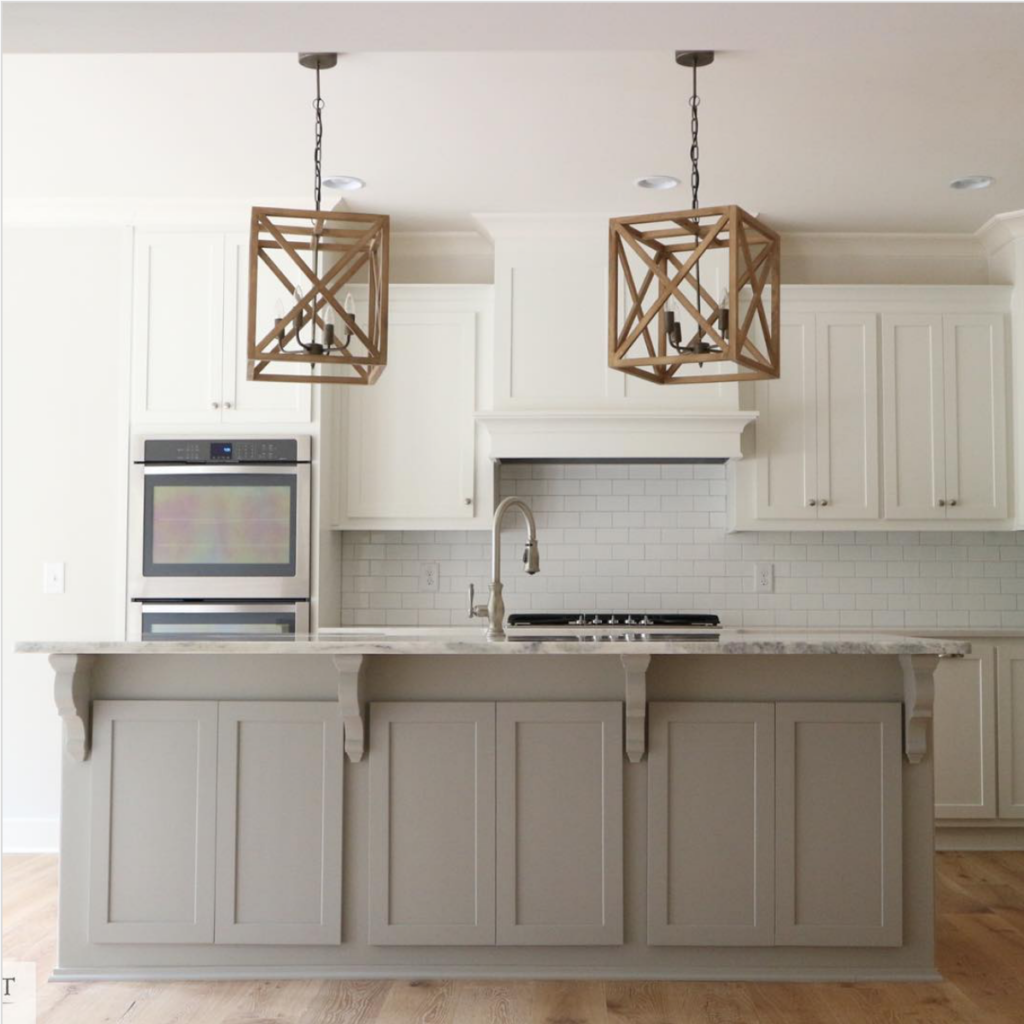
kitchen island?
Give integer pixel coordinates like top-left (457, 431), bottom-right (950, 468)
top-left (17, 631), bottom-right (966, 982)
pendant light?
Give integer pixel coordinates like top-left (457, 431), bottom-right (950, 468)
top-left (247, 53), bottom-right (389, 386)
top-left (608, 51), bottom-right (781, 385)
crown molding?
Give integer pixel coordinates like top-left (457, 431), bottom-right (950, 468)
top-left (976, 210), bottom-right (1024, 256)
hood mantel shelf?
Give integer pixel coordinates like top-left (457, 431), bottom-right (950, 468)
top-left (476, 409), bottom-right (758, 461)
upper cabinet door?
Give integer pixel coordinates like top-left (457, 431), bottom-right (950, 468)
top-left (342, 306), bottom-right (478, 520)
top-left (131, 232), bottom-right (225, 423)
top-left (942, 314), bottom-right (1007, 520)
top-left (215, 702), bottom-right (343, 945)
top-left (221, 235), bottom-right (312, 424)
top-left (815, 314), bottom-right (879, 519)
top-left (754, 314), bottom-right (819, 519)
top-left (881, 314), bottom-right (946, 519)
top-left (495, 702), bottom-right (623, 946)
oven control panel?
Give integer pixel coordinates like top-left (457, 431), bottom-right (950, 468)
top-left (142, 439), bottom-right (302, 464)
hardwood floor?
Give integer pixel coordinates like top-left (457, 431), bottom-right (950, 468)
top-left (4, 851), bottom-right (1024, 1023)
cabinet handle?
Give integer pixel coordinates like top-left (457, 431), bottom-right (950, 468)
top-left (211, 401), bottom-right (220, 409)
top-left (820, 499), bottom-right (829, 507)
top-left (808, 499), bottom-right (817, 507)
top-left (937, 499), bottom-right (946, 507)
top-left (949, 499), bottom-right (958, 507)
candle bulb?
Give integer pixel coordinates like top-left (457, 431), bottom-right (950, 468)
top-left (343, 293), bottom-right (356, 348)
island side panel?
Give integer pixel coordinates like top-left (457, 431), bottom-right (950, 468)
top-left (54, 650), bottom-right (937, 981)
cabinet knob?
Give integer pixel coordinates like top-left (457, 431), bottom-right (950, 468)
top-left (938, 499), bottom-right (946, 507)
top-left (808, 499), bottom-right (817, 507)
top-left (949, 499), bottom-right (958, 507)
top-left (820, 499), bottom-right (829, 507)
top-left (211, 401), bottom-right (220, 409)
top-left (224, 401), bottom-right (233, 409)
top-left (463, 498), bottom-right (472, 506)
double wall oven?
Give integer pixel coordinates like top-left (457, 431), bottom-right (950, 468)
top-left (128, 437), bottom-right (311, 640)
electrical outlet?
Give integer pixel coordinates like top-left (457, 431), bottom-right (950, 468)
top-left (420, 562), bottom-right (440, 592)
top-left (755, 563), bottom-right (773, 594)
top-left (43, 562), bottom-right (65, 594)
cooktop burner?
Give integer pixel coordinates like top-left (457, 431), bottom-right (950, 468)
top-left (506, 612), bottom-right (721, 628)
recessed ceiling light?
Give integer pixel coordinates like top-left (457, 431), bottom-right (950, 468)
top-left (323, 175), bottom-right (366, 191)
top-left (635, 175), bottom-right (680, 190)
top-left (949, 175), bottom-right (994, 191)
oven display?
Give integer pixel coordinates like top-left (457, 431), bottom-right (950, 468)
top-left (210, 442), bottom-right (233, 460)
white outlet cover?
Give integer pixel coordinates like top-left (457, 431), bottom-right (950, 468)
top-left (755, 563), bottom-right (773, 593)
top-left (420, 562), bottom-right (440, 592)
top-left (43, 561), bottom-right (65, 594)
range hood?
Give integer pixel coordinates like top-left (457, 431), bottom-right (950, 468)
top-left (476, 409), bottom-right (758, 461)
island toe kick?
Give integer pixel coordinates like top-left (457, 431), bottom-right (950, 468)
top-left (24, 635), bottom-right (964, 982)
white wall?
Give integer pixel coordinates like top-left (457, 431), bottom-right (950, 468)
top-left (2, 225), bottom-right (131, 850)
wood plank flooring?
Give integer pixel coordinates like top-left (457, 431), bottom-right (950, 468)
top-left (4, 851), bottom-right (1024, 1023)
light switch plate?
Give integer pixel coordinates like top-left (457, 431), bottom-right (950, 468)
top-left (43, 562), bottom-right (65, 594)
top-left (755, 563), bottom-right (773, 593)
top-left (420, 562), bottom-right (440, 592)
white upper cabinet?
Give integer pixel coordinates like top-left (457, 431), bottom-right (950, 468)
top-left (882, 312), bottom-right (1007, 520)
top-left (131, 229), bottom-right (311, 427)
top-left (330, 286), bottom-right (495, 529)
top-left (736, 287), bottom-right (1011, 531)
top-left (754, 312), bottom-right (878, 520)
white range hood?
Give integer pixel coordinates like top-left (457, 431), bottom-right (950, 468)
top-left (476, 409), bottom-right (758, 461)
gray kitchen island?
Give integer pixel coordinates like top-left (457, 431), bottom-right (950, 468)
top-left (17, 631), bottom-right (966, 982)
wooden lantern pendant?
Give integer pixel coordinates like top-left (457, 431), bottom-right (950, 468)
top-left (247, 206), bottom-right (389, 385)
top-left (608, 52), bottom-right (781, 385)
top-left (247, 53), bottom-right (390, 386)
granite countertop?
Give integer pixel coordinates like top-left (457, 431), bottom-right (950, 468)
top-left (15, 630), bottom-right (970, 657)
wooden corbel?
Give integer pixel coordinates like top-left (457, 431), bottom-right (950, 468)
top-left (332, 654), bottom-right (368, 762)
top-left (620, 654), bottom-right (652, 763)
top-left (50, 653), bottom-right (95, 761)
top-left (899, 654), bottom-right (939, 764)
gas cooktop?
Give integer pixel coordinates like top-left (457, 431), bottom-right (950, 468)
top-left (506, 612), bottom-right (721, 628)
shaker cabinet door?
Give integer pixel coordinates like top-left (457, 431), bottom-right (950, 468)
top-left (754, 314), bottom-right (819, 519)
top-left (368, 702), bottom-right (496, 945)
top-left (89, 700), bottom-right (218, 943)
top-left (942, 314), bottom-right (1007, 520)
top-left (996, 644), bottom-right (1024, 819)
top-left (495, 702), bottom-right (623, 945)
top-left (814, 313), bottom-right (879, 520)
top-left (881, 315), bottom-right (946, 519)
top-left (131, 232), bottom-right (226, 424)
top-left (934, 645), bottom-right (997, 819)
top-left (215, 702), bottom-right (344, 945)
top-left (775, 702), bottom-right (903, 947)
top-left (647, 702), bottom-right (775, 946)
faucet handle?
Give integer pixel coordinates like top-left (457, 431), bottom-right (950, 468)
top-left (468, 583), bottom-right (488, 620)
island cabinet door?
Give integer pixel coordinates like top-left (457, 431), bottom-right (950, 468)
top-left (368, 702), bottom-right (496, 945)
top-left (89, 700), bottom-right (218, 944)
top-left (934, 644), bottom-right (997, 819)
top-left (495, 702), bottom-right (623, 946)
top-left (647, 702), bottom-right (775, 946)
top-left (775, 702), bottom-right (903, 947)
top-left (996, 643), bottom-right (1024, 819)
top-left (215, 702), bottom-right (343, 945)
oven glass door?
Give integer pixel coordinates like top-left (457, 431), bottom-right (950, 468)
top-left (144, 472), bottom-right (296, 577)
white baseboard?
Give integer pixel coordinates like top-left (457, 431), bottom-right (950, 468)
top-left (50, 965), bottom-right (944, 984)
top-left (3, 818), bottom-right (59, 853)
top-left (936, 826), bottom-right (1024, 851)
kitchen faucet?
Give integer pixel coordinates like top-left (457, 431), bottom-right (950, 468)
top-left (468, 496), bottom-right (541, 640)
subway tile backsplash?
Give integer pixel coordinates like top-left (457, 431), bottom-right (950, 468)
top-left (340, 462), bottom-right (1024, 630)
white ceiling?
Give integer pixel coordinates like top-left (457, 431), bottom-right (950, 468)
top-left (2, 4), bottom-right (1023, 234)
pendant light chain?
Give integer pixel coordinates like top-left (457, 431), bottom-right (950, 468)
top-left (689, 62), bottom-right (701, 210)
top-left (313, 64), bottom-right (325, 212)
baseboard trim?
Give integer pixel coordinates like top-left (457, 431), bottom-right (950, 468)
top-left (2, 818), bottom-right (59, 853)
top-left (50, 965), bottom-right (944, 984)
top-left (936, 826), bottom-right (1024, 851)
